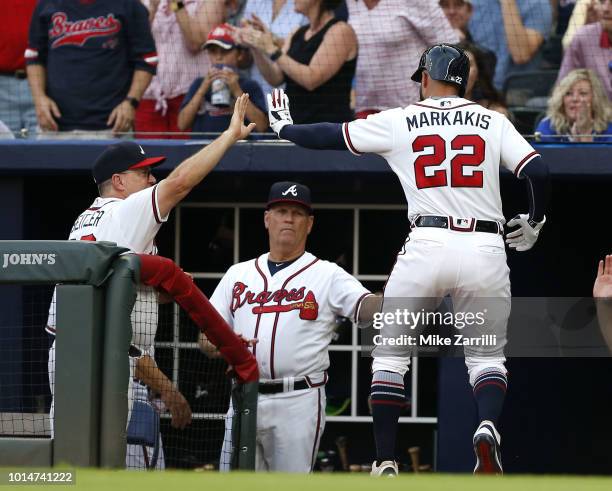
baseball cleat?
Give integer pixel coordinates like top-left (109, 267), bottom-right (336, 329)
top-left (473, 420), bottom-right (503, 475)
top-left (370, 460), bottom-right (399, 477)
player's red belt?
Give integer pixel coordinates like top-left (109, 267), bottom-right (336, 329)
top-left (413, 215), bottom-right (502, 235)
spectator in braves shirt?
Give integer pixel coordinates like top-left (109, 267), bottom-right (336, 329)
top-left (25, 0), bottom-right (157, 137)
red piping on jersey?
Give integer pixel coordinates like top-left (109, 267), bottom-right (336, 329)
top-left (514, 151), bottom-right (540, 177)
top-left (151, 184), bottom-right (162, 224)
top-left (45, 326), bottom-right (56, 335)
top-left (87, 199), bottom-right (120, 211)
top-left (253, 257), bottom-right (269, 358)
top-left (310, 388), bottom-right (323, 471)
top-left (342, 122), bottom-right (362, 155)
top-left (413, 102), bottom-right (478, 111)
top-left (269, 257), bottom-right (320, 379)
top-left (305, 372), bottom-right (328, 388)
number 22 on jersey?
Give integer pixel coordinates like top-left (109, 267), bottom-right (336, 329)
top-left (413, 134), bottom-right (486, 189)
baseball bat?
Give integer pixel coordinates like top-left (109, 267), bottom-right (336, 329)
top-left (252, 302), bottom-right (306, 314)
top-left (408, 446), bottom-right (420, 473)
top-left (335, 436), bottom-right (349, 471)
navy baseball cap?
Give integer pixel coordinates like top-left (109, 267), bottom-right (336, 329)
top-left (92, 142), bottom-right (166, 184)
top-left (266, 182), bottom-right (313, 214)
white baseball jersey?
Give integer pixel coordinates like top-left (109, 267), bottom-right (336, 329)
top-left (46, 184), bottom-right (168, 353)
top-left (342, 97), bottom-right (540, 223)
top-left (210, 251), bottom-right (370, 380)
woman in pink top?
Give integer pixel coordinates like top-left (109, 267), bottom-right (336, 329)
top-left (348, 0), bottom-right (458, 118)
top-left (135, 0), bottom-right (225, 139)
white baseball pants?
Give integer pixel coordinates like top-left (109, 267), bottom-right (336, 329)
top-left (220, 387), bottom-right (326, 472)
top-left (372, 226), bottom-right (511, 385)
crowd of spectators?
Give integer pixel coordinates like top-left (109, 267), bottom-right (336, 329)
top-left (0, 0), bottom-right (609, 140)
top-left (134, 0), bottom-right (225, 139)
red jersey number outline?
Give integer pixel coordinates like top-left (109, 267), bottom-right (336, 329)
top-left (413, 134), bottom-right (485, 189)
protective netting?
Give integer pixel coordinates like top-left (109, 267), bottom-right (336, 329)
top-left (0, 280), bottom-right (236, 470)
top-left (2, 0), bottom-right (610, 140)
top-left (0, 285), bottom-right (53, 439)
top-left (127, 295), bottom-right (234, 470)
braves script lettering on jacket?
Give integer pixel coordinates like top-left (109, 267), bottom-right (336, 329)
top-left (211, 252), bottom-right (370, 379)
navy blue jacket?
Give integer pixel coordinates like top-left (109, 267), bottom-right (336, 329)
top-left (27, 0), bottom-right (157, 131)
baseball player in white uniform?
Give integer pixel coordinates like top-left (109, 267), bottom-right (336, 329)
top-left (200, 182), bottom-right (380, 472)
top-left (45, 94), bottom-right (256, 468)
top-left (266, 45), bottom-right (549, 475)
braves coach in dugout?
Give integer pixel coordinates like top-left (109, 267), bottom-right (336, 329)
top-left (200, 182), bottom-right (382, 473)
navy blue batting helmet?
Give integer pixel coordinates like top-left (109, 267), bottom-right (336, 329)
top-left (411, 44), bottom-right (470, 97)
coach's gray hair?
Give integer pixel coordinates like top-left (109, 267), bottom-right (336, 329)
top-left (547, 69), bottom-right (611, 135)
top-left (97, 179), bottom-right (112, 197)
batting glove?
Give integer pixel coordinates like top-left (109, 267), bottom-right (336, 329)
top-left (267, 88), bottom-right (293, 136)
top-left (505, 214), bottom-right (546, 252)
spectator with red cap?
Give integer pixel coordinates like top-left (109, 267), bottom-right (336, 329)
top-left (135, 0), bottom-right (226, 139)
top-left (26, 0), bottom-right (157, 138)
top-left (0, 0), bottom-right (38, 137)
top-left (558, 0), bottom-right (612, 100)
top-left (178, 24), bottom-right (268, 136)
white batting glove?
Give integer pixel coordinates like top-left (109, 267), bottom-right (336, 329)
top-left (266, 88), bottom-right (293, 136)
top-left (505, 214), bottom-right (546, 252)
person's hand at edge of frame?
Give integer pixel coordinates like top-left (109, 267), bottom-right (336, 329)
top-left (594, 254), bottom-right (612, 299)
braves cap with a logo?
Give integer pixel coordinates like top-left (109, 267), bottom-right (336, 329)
top-left (266, 181), bottom-right (313, 214)
top-left (92, 142), bottom-right (166, 184)
top-left (204, 24), bottom-right (238, 50)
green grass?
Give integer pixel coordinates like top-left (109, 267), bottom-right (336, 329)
top-left (4, 469), bottom-right (612, 491)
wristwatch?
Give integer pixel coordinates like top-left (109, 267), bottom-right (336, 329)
top-left (170, 1), bottom-right (185, 12)
top-left (269, 49), bottom-right (283, 62)
top-left (125, 96), bottom-right (140, 109)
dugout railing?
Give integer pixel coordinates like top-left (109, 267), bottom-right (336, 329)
top-left (0, 241), bottom-right (258, 470)
top-left (0, 240), bottom-right (132, 467)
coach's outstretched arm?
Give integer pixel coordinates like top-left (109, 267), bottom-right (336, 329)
top-left (267, 89), bottom-right (348, 150)
top-left (156, 94), bottom-right (256, 218)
